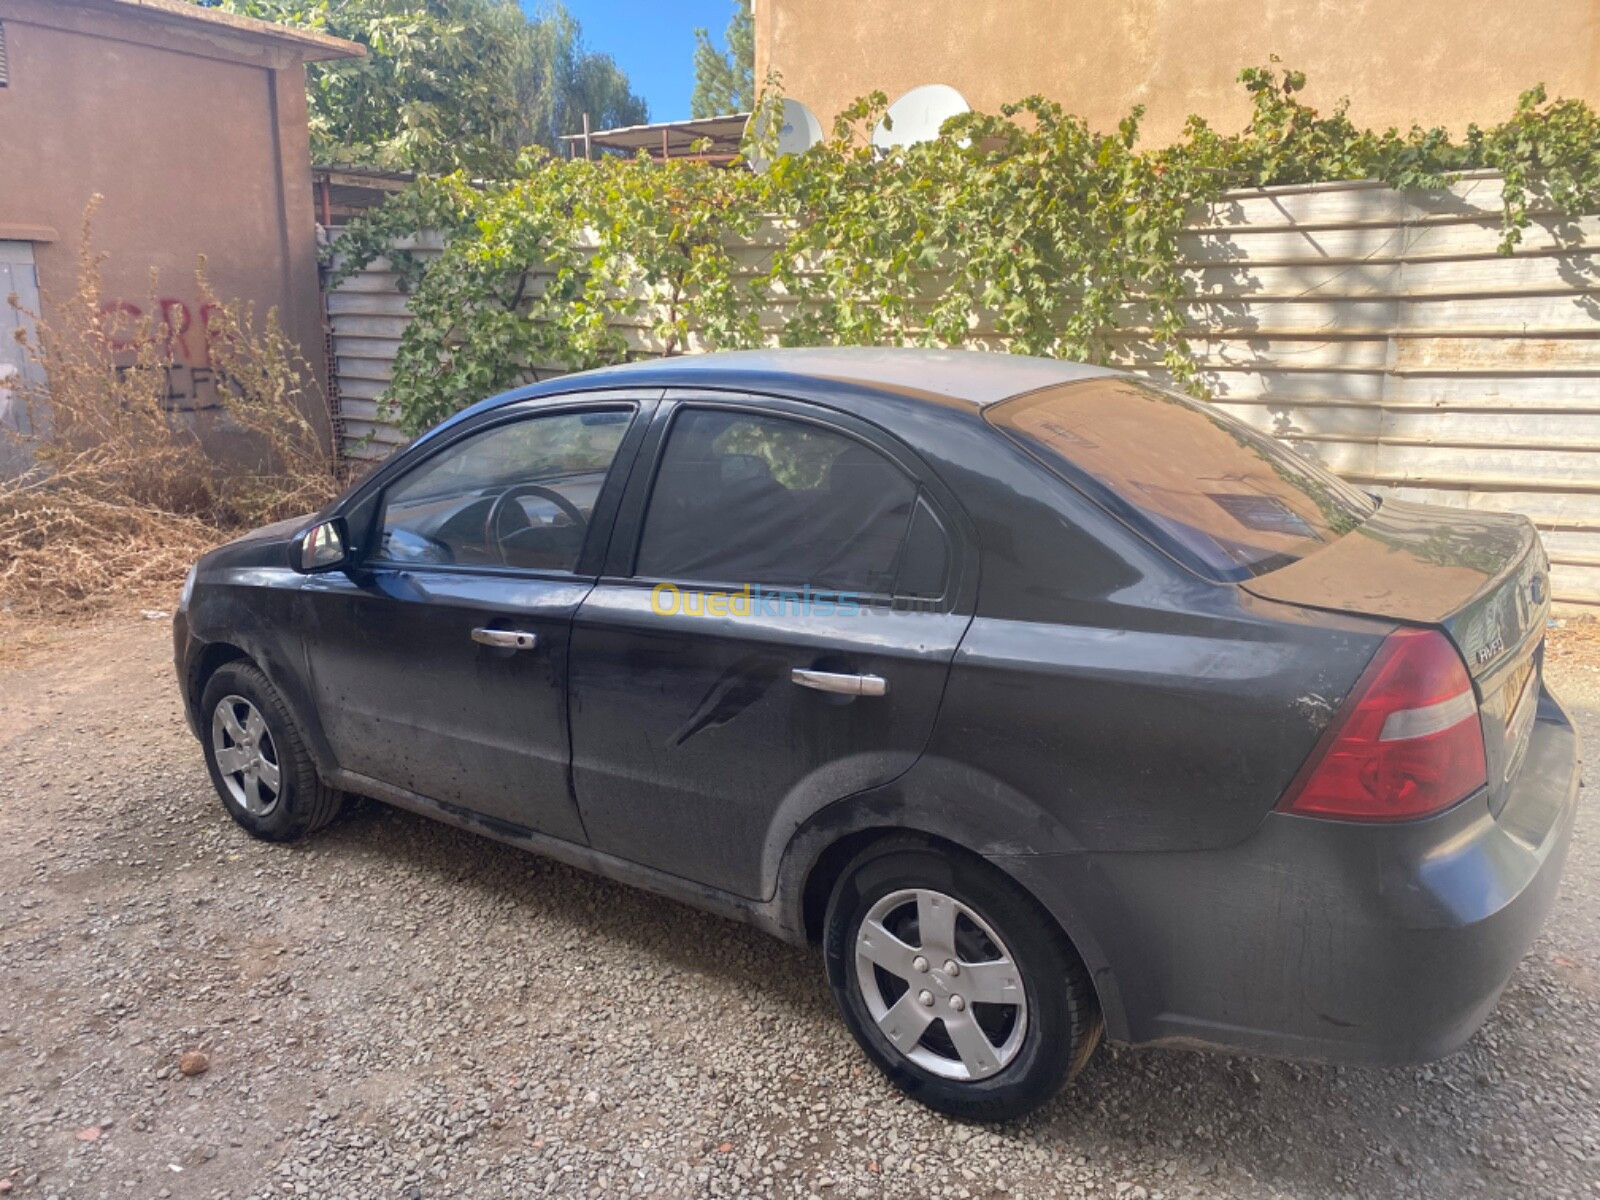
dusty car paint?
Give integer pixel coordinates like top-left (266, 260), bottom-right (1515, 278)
top-left (175, 348), bottom-right (1581, 1065)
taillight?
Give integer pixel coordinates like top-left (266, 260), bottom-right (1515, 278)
top-left (1278, 629), bottom-right (1487, 822)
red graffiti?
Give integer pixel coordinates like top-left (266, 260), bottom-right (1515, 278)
top-left (158, 298), bottom-right (193, 361)
top-left (98, 298), bottom-right (217, 361)
top-left (98, 297), bottom-right (225, 412)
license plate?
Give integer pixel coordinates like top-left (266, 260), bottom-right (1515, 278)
top-left (1501, 653), bottom-right (1539, 783)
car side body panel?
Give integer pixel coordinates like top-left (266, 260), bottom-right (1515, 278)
top-left (566, 391), bottom-right (983, 899)
top-left (569, 590), bottom-right (974, 897)
top-left (298, 567), bottom-right (593, 842)
top-left (999, 688), bottom-right (1580, 1056)
top-left (171, 350), bottom-right (1582, 1070)
top-left (937, 606), bottom-right (1387, 853)
top-left (176, 530), bottom-right (332, 771)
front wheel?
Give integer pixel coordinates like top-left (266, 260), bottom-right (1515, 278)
top-left (200, 661), bottom-right (342, 842)
top-left (824, 837), bottom-right (1102, 1120)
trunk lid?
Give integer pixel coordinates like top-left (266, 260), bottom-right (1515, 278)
top-left (1242, 499), bottom-right (1550, 814)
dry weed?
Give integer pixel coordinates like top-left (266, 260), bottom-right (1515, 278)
top-left (1, 199), bottom-right (338, 618)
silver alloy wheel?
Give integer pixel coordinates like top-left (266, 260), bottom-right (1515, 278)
top-left (210, 694), bottom-right (282, 818)
top-left (854, 887), bottom-right (1028, 1081)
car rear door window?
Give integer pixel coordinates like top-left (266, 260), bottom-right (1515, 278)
top-left (634, 408), bottom-right (918, 594)
top-left (375, 409), bottom-right (632, 572)
top-left (990, 379), bottom-right (1377, 581)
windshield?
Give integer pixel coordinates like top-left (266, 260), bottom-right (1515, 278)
top-left (990, 378), bottom-right (1376, 581)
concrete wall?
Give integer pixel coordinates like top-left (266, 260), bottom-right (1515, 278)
top-left (754, 0), bottom-right (1600, 143)
top-left (0, 0), bottom-right (351, 458)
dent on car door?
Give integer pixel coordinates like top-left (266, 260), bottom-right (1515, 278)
top-left (298, 398), bottom-right (654, 843)
top-left (567, 398), bottom-right (974, 898)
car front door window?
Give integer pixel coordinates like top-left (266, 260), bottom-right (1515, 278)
top-left (377, 409), bottom-right (632, 572)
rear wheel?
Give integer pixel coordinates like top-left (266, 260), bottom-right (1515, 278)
top-left (200, 662), bottom-right (342, 842)
top-left (824, 837), bottom-right (1101, 1120)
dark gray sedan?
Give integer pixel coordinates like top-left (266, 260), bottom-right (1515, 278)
top-left (174, 349), bottom-right (1581, 1119)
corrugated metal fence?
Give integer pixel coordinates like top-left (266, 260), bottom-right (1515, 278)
top-left (325, 172), bottom-right (1600, 609)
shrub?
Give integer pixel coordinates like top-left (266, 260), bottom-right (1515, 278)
top-left (1, 201), bottom-right (339, 616)
top-left (327, 64), bottom-right (1600, 436)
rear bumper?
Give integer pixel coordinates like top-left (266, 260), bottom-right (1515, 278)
top-left (1001, 686), bottom-right (1581, 1064)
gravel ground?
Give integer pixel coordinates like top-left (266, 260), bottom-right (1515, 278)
top-left (1, 615), bottom-right (1597, 1200)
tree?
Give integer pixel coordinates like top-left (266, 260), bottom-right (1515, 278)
top-left (513, 4), bottom-right (648, 149)
top-left (690, 0), bottom-right (753, 119)
top-left (195, 0), bottom-right (647, 173)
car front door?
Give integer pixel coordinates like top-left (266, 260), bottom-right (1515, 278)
top-left (299, 395), bottom-right (655, 842)
top-left (567, 396), bottom-right (974, 897)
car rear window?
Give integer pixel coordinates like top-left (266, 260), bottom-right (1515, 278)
top-left (990, 378), bottom-right (1376, 581)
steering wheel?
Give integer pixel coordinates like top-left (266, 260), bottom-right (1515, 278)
top-left (483, 483), bottom-right (587, 564)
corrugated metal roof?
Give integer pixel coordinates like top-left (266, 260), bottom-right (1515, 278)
top-left (77, 0), bottom-right (364, 61)
top-left (560, 113), bottom-right (751, 160)
top-left (312, 165), bottom-right (417, 225)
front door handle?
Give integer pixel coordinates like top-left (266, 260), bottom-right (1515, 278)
top-left (791, 668), bottom-right (888, 697)
top-left (471, 627), bottom-right (538, 651)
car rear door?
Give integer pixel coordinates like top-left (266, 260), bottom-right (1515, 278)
top-left (298, 395), bottom-right (656, 843)
top-left (567, 394), bottom-right (974, 899)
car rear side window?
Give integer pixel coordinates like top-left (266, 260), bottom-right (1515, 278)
top-left (375, 408), bottom-right (632, 572)
top-left (635, 408), bottom-right (918, 595)
top-left (991, 379), bottom-right (1376, 581)
top-left (894, 494), bottom-right (951, 600)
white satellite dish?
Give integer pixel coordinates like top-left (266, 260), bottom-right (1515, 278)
top-left (743, 98), bottom-right (824, 173)
top-left (871, 84), bottom-right (972, 151)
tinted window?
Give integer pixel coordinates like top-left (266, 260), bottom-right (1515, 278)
top-left (895, 495), bottom-right (951, 599)
top-left (635, 408), bottom-right (917, 594)
top-left (376, 409), bottom-right (631, 571)
top-left (991, 379), bottom-right (1376, 580)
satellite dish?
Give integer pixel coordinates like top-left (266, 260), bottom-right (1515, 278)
top-left (743, 98), bottom-right (824, 173)
top-left (871, 84), bottom-right (972, 151)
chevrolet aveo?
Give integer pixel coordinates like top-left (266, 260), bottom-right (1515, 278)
top-left (175, 349), bottom-right (1581, 1119)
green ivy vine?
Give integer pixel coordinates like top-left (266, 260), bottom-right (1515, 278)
top-left (326, 64), bottom-right (1600, 436)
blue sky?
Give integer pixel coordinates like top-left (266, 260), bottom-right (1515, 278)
top-left (528, 1), bottom-right (739, 125)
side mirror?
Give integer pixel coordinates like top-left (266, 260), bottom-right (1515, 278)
top-left (292, 518), bottom-right (349, 573)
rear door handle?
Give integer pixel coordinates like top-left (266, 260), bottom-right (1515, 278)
top-left (471, 627), bottom-right (538, 651)
top-left (791, 668), bottom-right (888, 697)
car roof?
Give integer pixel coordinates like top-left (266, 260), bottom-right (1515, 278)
top-left (565, 347), bottom-right (1122, 408)
top-left (411, 348), bottom-right (1130, 457)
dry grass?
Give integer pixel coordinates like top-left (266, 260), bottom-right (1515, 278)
top-left (1, 201), bottom-right (339, 619)
top-left (1547, 612), bottom-right (1600, 662)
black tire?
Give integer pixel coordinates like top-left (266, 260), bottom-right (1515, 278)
top-left (200, 661), bottom-right (342, 842)
top-left (824, 836), bottom-right (1102, 1121)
